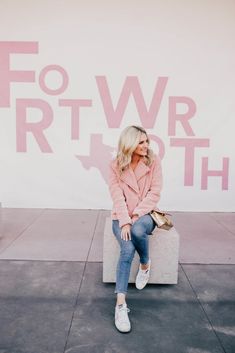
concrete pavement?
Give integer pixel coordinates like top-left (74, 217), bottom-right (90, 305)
top-left (0, 209), bottom-right (234, 353)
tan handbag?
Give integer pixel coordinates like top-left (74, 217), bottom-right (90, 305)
top-left (150, 210), bottom-right (173, 230)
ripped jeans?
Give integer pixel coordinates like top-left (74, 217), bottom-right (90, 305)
top-left (112, 214), bottom-right (156, 294)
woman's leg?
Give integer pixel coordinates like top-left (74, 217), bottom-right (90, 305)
top-left (131, 214), bottom-right (155, 268)
top-left (112, 221), bottom-right (133, 333)
top-left (112, 220), bottom-right (136, 300)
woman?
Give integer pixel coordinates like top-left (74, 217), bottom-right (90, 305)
top-left (108, 125), bottom-right (163, 333)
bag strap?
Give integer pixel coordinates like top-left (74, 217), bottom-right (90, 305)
top-left (152, 210), bottom-right (172, 216)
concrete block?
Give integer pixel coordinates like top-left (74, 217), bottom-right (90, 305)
top-left (103, 216), bottom-right (180, 284)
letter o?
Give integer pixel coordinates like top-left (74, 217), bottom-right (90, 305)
top-left (39, 65), bottom-right (69, 95)
top-left (148, 134), bottom-right (165, 160)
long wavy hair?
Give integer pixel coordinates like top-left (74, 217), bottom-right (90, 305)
top-left (116, 125), bottom-right (154, 174)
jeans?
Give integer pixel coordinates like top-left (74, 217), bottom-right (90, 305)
top-left (112, 214), bottom-right (156, 294)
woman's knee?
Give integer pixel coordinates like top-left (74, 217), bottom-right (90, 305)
top-left (131, 223), bottom-right (146, 240)
top-left (131, 215), bottom-right (154, 239)
top-left (120, 243), bottom-right (135, 262)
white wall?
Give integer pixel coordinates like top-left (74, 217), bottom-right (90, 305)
top-left (0, 0), bottom-right (234, 211)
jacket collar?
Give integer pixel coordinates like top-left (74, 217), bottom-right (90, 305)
top-left (120, 159), bottom-right (150, 193)
top-left (134, 159), bottom-right (151, 181)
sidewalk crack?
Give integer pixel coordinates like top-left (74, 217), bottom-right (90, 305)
top-left (0, 208), bottom-right (46, 256)
top-left (180, 264), bottom-right (227, 353)
top-left (62, 210), bottom-right (100, 353)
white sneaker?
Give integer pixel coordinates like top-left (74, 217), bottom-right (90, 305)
top-left (135, 259), bottom-right (151, 290)
top-left (115, 303), bottom-right (131, 333)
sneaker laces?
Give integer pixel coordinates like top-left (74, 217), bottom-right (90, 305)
top-left (138, 268), bottom-right (150, 279)
top-left (140, 267), bottom-right (149, 274)
top-left (117, 306), bottom-right (130, 323)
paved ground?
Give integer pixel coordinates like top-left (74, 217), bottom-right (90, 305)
top-left (0, 208), bottom-right (234, 353)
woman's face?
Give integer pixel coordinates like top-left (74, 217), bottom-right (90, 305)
top-left (133, 133), bottom-right (149, 157)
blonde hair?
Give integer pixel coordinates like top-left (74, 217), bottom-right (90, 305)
top-left (116, 125), bottom-right (154, 173)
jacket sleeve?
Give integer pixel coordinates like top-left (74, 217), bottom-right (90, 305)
top-left (108, 162), bottom-right (132, 227)
top-left (132, 155), bottom-right (163, 218)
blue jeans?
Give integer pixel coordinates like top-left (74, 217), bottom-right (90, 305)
top-left (112, 214), bottom-right (156, 294)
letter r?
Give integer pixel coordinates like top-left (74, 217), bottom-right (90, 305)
top-left (16, 99), bottom-right (53, 153)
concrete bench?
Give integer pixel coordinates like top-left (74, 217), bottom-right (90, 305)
top-left (103, 216), bottom-right (180, 284)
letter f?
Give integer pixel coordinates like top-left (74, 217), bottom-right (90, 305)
top-left (0, 41), bottom-right (38, 107)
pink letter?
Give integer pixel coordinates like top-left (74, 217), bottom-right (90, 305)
top-left (16, 99), bottom-right (53, 152)
top-left (168, 97), bottom-right (196, 136)
top-left (148, 134), bottom-right (165, 160)
top-left (0, 41), bottom-right (38, 107)
top-left (59, 99), bottom-right (92, 139)
top-left (96, 76), bottom-right (168, 128)
top-left (39, 65), bottom-right (69, 95)
top-left (170, 138), bottom-right (210, 185)
top-left (201, 157), bottom-right (229, 190)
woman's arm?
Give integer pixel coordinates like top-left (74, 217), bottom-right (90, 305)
top-left (108, 162), bottom-right (132, 228)
top-left (132, 155), bottom-right (163, 217)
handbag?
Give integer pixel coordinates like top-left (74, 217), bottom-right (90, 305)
top-left (150, 210), bottom-right (173, 230)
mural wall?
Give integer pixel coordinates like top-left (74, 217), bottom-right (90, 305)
top-left (0, 1), bottom-right (234, 211)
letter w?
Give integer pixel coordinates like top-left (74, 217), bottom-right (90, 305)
top-left (96, 76), bottom-right (168, 128)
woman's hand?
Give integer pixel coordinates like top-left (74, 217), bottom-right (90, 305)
top-left (121, 224), bottom-right (131, 241)
top-left (131, 214), bottom-right (139, 224)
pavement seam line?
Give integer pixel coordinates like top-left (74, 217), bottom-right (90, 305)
top-left (180, 264), bottom-right (227, 353)
top-left (0, 208), bottom-right (46, 256)
top-left (207, 213), bottom-right (235, 237)
top-left (62, 210), bottom-right (100, 353)
top-left (85, 209), bottom-right (102, 262)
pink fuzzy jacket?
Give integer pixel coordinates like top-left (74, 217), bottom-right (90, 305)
top-left (108, 155), bottom-right (163, 227)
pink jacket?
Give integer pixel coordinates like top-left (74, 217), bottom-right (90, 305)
top-left (109, 155), bottom-right (163, 227)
